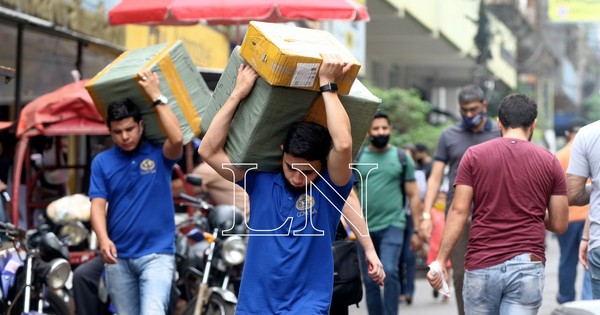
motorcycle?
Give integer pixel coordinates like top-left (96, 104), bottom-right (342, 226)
top-left (0, 221), bottom-right (72, 315)
top-left (45, 194), bottom-right (97, 267)
top-left (176, 175), bottom-right (247, 315)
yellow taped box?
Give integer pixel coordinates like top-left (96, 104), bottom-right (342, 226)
top-left (240, 21), bottom-right (360, 95)
top-left (85, 41), bottom-right (211, 145)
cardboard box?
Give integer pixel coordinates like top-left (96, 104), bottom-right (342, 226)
top-left (240, 21), bottom-right (360, 95)
top-left (86, 41), bottom-right (211, 145)
top-left (201, 47), bottom-right (380, 172)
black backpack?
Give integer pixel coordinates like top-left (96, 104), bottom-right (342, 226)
top-left (331, 223), bottom-right (363, 308)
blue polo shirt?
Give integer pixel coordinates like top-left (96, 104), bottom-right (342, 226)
top-left (89, 142), bottom-right (178, 258)
top-left (236, 170), bottom-right (353, 315)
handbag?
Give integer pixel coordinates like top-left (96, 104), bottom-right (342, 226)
top-left (331, 237), bottom-right (363, 307)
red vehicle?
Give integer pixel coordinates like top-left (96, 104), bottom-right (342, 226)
top-left (9, 79), bottom-right (108, 265)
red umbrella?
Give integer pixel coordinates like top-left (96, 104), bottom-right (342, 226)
top-left (108, 0), bottom-right (370, 25)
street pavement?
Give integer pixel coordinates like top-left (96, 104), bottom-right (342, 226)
top-left (349, 232), bottom-right (585, 315)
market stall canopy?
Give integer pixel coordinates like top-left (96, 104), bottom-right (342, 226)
top-left (108, 0), bottom-right (370, 25)
top-left (16, 80), bottom-right (108, 138)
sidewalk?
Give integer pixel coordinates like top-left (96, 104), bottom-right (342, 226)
top-left (350, 232), bottom-right (584, 315)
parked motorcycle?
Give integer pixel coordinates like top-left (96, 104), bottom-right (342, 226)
top-left (45, 194), bottom-right (97, 267)
top-left (176, 176), bottom-right (247, 315)
top-left (0, 221), bottom-right (72, 315)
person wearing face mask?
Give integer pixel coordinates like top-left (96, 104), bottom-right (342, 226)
top-left (353, 110), bottom-right (422, 315)
top-left (418, 84), bottom-right (499, 315)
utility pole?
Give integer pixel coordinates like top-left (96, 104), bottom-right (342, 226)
top-left (575, 24), bottom-right (588, 114)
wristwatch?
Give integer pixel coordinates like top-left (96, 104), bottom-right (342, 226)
top-left (420, 212), bottom-right (431, 221)
top-left (152, 94), bottom-right (168, 107)
top-left (319, 82), bottom-right (338, 93)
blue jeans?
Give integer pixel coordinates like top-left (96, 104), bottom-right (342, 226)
top-left (105, 254), bottom-right (175, 315)
top-left (557, 221), bottom-right (593, 302)
top-left (399, 213), bottom-right (415, 297)
top-left (359, 226), bottom-right (404, 315)
top-left (463, 254), bottom-right (544, 315)
top-left (588, 246), bottom-right (600, 299)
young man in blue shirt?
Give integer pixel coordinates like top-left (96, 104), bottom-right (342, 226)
top-left (89, 69), bottom-right (183, 315)
top-left (199, 55), bottom-right (384, 314)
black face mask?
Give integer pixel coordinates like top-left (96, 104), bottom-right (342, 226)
top-left (370, 135), bottom-right (390, 148)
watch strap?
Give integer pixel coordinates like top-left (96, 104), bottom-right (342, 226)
top-left (319, 82), bottom-right (338, 93)
top-left (152, 95), bottom-right (167, 107)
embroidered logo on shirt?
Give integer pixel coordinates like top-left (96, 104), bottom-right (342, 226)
top-left (140, 159), bottom-right (156, 175)
top-left (295, 193), bottom-right (315, 210)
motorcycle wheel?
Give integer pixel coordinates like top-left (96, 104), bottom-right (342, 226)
top-left (7, 290), bottom-right (70, 315)
top-left (182, 293), bottom-right (236, 315)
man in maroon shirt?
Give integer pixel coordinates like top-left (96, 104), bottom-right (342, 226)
top-left (427, 94), bottom-right (568, 315)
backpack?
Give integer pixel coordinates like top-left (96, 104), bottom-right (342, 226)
top-left (331, 223), bottom-right (363, 308)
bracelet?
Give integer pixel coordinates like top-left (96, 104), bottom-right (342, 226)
top-left (582, 238), bottom-right (590, 242)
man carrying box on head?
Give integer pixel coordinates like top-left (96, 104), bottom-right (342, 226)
top-left (89, 70), bottom-right (183, 315)
top-left (199, 54), bottom-right (385, 314)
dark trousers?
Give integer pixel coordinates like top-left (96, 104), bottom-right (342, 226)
top-left (73, 256), bottom-right (107, 315)
top-left (450, 220), bottom-right (470, 315)
top-left (399, 213), bottom-right (416, 298)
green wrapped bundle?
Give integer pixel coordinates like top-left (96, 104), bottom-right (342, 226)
top-left (304, 79), bottom-right (381, 160)
top-left (86, 41), bottom-right (211, 145)
top-left (201, 47), bottom-right (381, 172)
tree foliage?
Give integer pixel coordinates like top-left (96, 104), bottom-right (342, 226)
top-left (364, 84), bottom-right (451, 153)
top-left (583, 93), bottom-right (600, 122)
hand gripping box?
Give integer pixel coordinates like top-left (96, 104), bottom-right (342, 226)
top-left (240, 21), bottom-right (361, 95)
top-left (200, 47), bottom-right (380, 172)
top-left (85, 41), bottom-right (211, 145)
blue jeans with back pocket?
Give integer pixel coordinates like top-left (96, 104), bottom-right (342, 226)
top-left (463, 253), bottom-right (544, 315)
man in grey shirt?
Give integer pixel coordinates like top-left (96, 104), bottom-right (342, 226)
top-left (567, 119), bottom-right (600, 298)
top-left (418, 84), bottom-right (500, 315)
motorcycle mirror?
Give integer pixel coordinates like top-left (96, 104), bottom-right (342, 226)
top-left (185, 174), bottom-right (203, 186)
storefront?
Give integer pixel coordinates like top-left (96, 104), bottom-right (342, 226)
top-left (0, 5), bottom-right (124, 122)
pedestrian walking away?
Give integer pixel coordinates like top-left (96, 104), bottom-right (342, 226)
top-left (427, 93), bottom-right (568, 315)
top-left (418, 84), bottom-right (500, 315)
top-left (566, 118), bottom-right (600, 299)
top-left (555, 117), bottom-right (592, 303)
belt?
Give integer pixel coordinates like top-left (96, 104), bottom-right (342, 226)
top-left (530, 255), bottom-right (541, 262)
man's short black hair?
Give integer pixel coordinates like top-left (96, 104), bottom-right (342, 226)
top-left (498, 94), bottom-right (537, 129)
top-left (373, 110), bottom-right (391, 125)
top-left (282, 122), bottom-right (332, 165)
top-left (415, 143), bottom-right (428, 153)
top-left (568, 117), bottom-right (587, 133)
top-left (106, 99), bottom-right (141, 129)
top-left (458, 84), bottom-right (485, 105)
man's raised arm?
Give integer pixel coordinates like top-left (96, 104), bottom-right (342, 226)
top-left (319, 54), bottom-right (353, 186)
top-left (199, 65), bottom-right (259, 182)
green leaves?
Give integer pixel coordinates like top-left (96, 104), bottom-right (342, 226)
top-left (363, 83), bottom-right (449, 151)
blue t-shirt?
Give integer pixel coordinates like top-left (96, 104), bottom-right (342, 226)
top-left (89, 142), bottom-right (178, 258)
top-left (236, 170), bottom-right (353, 315)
